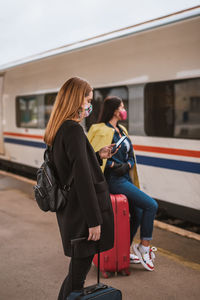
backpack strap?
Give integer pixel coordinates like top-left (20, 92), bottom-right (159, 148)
top-left (45, 144), bottom-right (74, 191)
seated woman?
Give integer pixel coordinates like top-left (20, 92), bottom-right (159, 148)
top-left (88, 96), bottom-right (158, 271)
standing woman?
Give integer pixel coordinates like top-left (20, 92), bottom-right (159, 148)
top-left (44, 77), bottom-right (114, 299)
top-left (88, 96), bottom-right (158, 271)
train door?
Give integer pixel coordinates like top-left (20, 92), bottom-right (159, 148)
top-left (0, 76), bottom-right (4, 154)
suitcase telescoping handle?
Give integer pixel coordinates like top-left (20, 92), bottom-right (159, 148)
top-left (71, 237), bottom-right (100, 284)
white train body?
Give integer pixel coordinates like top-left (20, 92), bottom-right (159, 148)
top-left (0, 15), bottom-right (199, 222)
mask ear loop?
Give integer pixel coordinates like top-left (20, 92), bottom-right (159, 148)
top-left (78, 107), bottom-right (83, 119)
top-left (78, 110), bottom-right (82, 119)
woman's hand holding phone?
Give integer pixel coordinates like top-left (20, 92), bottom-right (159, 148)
top-left (98, 143), bottom-right (119, 159)
top-left (99, 136), bottom-right (126, 159)
top-left (111, 136), bottom-right (127, 153)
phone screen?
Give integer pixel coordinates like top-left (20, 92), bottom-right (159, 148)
top-left (111, 136), bottom-right (127, 153)
top-left (115, 136), bottom-right (127, 148)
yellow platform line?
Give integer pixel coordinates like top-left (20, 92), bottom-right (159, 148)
top-left (154, 220), bottom-right (200, 242)
top-left (157, 247), bottom-right (200, 272)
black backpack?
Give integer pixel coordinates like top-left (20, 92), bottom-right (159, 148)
top-left (33, 147), bottom-right (72, 212)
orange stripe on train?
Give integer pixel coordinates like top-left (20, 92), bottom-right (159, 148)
top-left (3, 132), bottom-right (200, 158)
top-left (133, 145), bottom-right (200, 158)
top-left (3, 132), bottom-right (43, 140)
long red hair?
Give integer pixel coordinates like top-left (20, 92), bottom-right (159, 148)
top-left (44, 77), bottom-right (92, 146)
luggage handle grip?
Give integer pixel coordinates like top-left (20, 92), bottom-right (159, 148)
top-left (70, 237), bottom-right (87, 245)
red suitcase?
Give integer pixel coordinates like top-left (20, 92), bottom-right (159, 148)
top-left (93, 194), bottom-right (130, 278)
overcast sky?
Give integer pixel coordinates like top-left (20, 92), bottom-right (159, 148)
top-left (0, 0), bottom-right (199, 68)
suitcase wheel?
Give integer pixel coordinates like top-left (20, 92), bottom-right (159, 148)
top-left (101, 271), bottom-right (115, 278)
top-left (118, 268), bottom-right (130, 276)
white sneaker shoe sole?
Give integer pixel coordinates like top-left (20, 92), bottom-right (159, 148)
top-left (130, 254), bottom-right (140, 264)
top-left (133, 244), bottom-right (154, 271)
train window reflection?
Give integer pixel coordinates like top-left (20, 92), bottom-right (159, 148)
top-left (144, 78), bottom-right (200, 139)
top-left (16, 93), bottom-right (56, 128)
top-left (85, 86), bottom-right (128, 131)
top-left (16, 95), bottom-right (42, 128)
top-left (174, 80), bottom-right (200, 139)
top-left (44, 93), bottom-right (57, 126)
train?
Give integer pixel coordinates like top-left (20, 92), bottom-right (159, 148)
top-left (0, 10), bottom-right (200, 223)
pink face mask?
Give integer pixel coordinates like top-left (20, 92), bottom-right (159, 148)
top-left (119, 109), bottom-right (127, 120)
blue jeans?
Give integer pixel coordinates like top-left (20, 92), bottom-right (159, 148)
top-left (106, 174), bottom-right (158, 244)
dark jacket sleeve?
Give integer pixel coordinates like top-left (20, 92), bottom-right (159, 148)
top-left (95, 151), bottom-right (103, 166)
top-left (63, 124), bottom-right (103, 228)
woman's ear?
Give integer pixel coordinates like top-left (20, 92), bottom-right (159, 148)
top-left (114, 109), bottom-right (120, 118)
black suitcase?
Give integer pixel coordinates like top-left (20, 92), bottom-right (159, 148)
top-left (67, 238), bottom-right (122, 300)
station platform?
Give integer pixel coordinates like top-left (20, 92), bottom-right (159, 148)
top-left (0, 171), bottom-right (200, 300)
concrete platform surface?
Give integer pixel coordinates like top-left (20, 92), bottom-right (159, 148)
top-left (0, 173), bottom-right (200, 300)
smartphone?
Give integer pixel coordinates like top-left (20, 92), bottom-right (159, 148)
top-left (111, 135), bottom-right (127, 153)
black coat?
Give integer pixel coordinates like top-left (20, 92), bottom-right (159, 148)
top-left (52, 120), bottom-right (114, 257)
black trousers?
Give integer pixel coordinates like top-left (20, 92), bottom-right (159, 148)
top-left (58, 255), bottom-right (94, 300)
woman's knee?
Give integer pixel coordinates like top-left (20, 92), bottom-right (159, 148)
top-left (152, 199), bottom-right (158, 213)
top-left (146, 197), bottom-right (158, 214)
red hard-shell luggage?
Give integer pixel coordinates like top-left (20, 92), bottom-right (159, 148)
top-left (93, 194), bottom-right (130, 278)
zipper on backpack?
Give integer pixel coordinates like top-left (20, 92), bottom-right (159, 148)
top-left (43, 168), bottom-right (53, 187)
top-left (35, 186), bottom-right (44, 197)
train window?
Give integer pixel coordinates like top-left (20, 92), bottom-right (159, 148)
top-left (16, 95), bottom-right (44, 128)
top-left (144, 78), bottom-right (200, 139)
top-left (85, 86), bottom-right (128, 131)
top-left (16, 93), bottom-right (56, 129)
top-left (174, 79), bottom-right (200, 139)
top-left (44, 93), bottom-right (57, 126)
